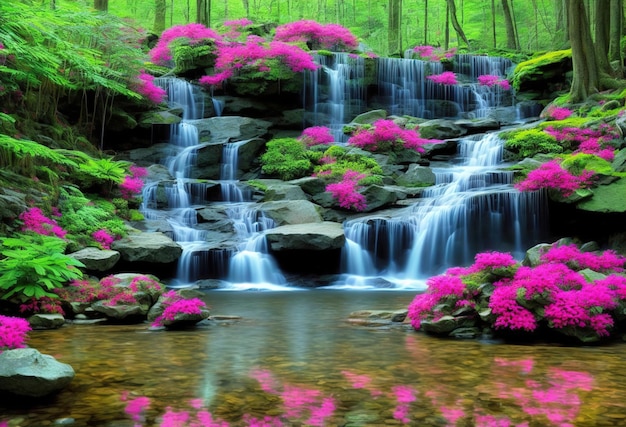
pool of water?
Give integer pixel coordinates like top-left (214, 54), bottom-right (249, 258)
top-left (3, 290), bottom-right (626, 426)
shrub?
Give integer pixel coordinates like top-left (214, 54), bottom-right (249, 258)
top-left (19, 207), bottom-right (67, 239)
top-left (0, 233), bottom-right (84, 301)
top-left (426, 71), bottom-right (458, 85)
top-left (0, 315), bottom-right (31, 352)
top-left (261, 138), bottom-right (313, 180)
top-left (299, 126), bottom-right (334, 147)
top-left (347, 119), bottom-right (440, 153)
top-left (412, 45), bottom-right (457, 61)
top-left (325, 170), bottom-right (367, 211)
top-left (151, 290), bottom-right (208, 327)
top-left (503, 128), bottom-right (562, 158)
top-left (514, 158), bottom-right (595, 197)
top-left (274, 20), bottom-right (358, 51)
top-left (149, 23), bottom-right (222, 65)
top-left (407, 243), bottom-right (626, 343)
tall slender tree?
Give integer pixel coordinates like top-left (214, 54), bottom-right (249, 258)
top-left (501, 0), bottom-right (517, 49)
top-left (609, 0), bottom-right (623, 72)
top-left (388, 0), bottom-right (402, 55)
top-left (94, 0), bottom-right (108, 11)
top-left (154, 0), bottom-right (166, 34)
top-left (445, 0), bottom-right (470, 48)
top-left (197, 0), bottom-right (211, 26)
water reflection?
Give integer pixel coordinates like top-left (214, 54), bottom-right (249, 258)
top-left (3, 291), bottom-right (626, 426)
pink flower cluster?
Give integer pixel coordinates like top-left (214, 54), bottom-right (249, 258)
top-left (120, 163), bottom-right (147, 200)
top-left (135, 72), bottom-right (166, 104)
top-left (200, 36), bottom-right (318, 87)
top-left (347, 119), bottom-right (441, 153)
top-left (426, 71), bottom-right (458, 85)
top-left (92, 229), bottom-right (114, 249)
top-left (151, 290), bottom-right (207, 327)
top-left (545, 106), bottom-right (573, 120)
top-left (19, 296), bottom-right (65, 316)
top-left (0, 315), bottom-right (31, 352)
top-left (544, 125), bottom-right (617, 161)
top-left (298, 126), bottom-right (334, 147)
top-left (19, 206), bottom-right (67, 239)
top-left (408, 243), bottom-right (626, 341)
top-left (325, 170), bottom-right (367, 211)
top-left (149, 23), bottom-right (222, 65)
top-left (412, 45), bottom-right (457, 61)
top-left (274, 20), bottom-right (358, 51)
top-left (514, 159), bottom-right (595, 197)
top-left (477, 74), bottom-right (511, 90)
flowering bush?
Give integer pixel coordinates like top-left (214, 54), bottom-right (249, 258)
top-left (545, 105), bottom-right (573, 120)
top-left (92, 229), bottom-right (114, 249)
top-left (347, 119), bottom-right (441, 153)
top-left (149, 23), bottom-right (222, 65)
top-left (134, 72), bottom-right (166, 104)
top-left (151, 290), bottom-right (208, 328)
top-left (514, 158), bottom-right (595, 197)
top-left (407, 243), bottom-right (626, 343)
top-left (298, 126), bottom-right (334, 147)
top-left (0, 315), bottom-right (31, 352)
top-left (325, 170), bottom-right (367, 211)
top-left (412, 45), bottom-right (457, 61)
top-left (426, 71), bottom-right (458, 85)
top-left (477, 74), bottom-right (511, 90)
top-left (544, 125), bottom-right (618, 161)
top-left (274, 20), bottom-right (358, 51)
top-left (19, 207), bottom-right (67, 239)
top-left (199, 36), bottom-right (318, 88)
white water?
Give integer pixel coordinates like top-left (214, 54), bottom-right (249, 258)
top-left (337, 133), bottom-right (546, 289)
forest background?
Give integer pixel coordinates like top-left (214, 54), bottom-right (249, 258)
top-left (62, 0), bottom-right (573, 57)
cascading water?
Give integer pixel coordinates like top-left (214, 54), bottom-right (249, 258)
top-left (337, 132), bottom-right (548, 289)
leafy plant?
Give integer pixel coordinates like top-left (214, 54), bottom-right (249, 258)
top-left (261, 138), bottom-right (314, 180)
top-left (0, 233), bottom-right (84, 301)
top-left (503, 128), bottom-right (562, 158)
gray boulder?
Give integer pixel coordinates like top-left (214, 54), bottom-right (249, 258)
top-left (262, 183), bottom-right (309, 201)
top-left (418, 118), bottom-right (467, 140)
top-left (264, 221), bottom-right (345, 251)
top-left (111, 232), bottom-right (182, 263)
top-left (188, 116), bottom-right (272, 144)
top-left (0, 348), bottom-right (75, 397)
top-left (27, 314), bottom-right (65, 330)
top-left (259, 200), bottom-right (323, 226)
top-left (69, 247), bottom-right (120, 272)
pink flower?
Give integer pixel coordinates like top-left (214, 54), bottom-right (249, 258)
top-left (274, 20), bottom-right (358, 51)
top-left (92, 229), bottom-right (114, 250)
top-left (19, 207), bottom-right (67, 239)
top-left (299, 126), bottom-right (334, 146)
top-left (119, 175), bottom-right (144, 199)
top-left (427, 71), bottom-right (458, 85)
top-left (0, 315), bottom-right (31, 352)
top-left (514, 159), bottom-right (595, 197)
top-left (149, 23), bottom-right (222, 65)
top-left (134, 72), bottom-right (166, 104)
top-left (347, 119), bottom-right (441, 153)
top-left (325, 170), bottom-right (367, 211)
top-left (546, 106), bottom-right (573, 120)
top-left (124, 396), bottom-right (151, 422)
top-left (477, 74), bottom-right (511, 90)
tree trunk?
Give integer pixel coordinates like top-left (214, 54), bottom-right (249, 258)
top-left (196, 0), bottom-right (210, 26)
top-left (154, 0), bottom-right (166, 34)
top-left (609, 0), bottom-right (623, 70)
top-left (567, 0), bottom-right (599, 102)
top-left (424, 0), bottom-right (428, 44)
top-left (445, 0), bottom-right (470, 48)
top-left (388, 0), bottom-right (402, 56)
top-left (491, 0), bottom-right (496, 48)
top-left (94, 0), bottom-right (108, 11)
top-left (595, 0), bottom-right (612, 75)
top-left (501, 0), bottom-right (517, 49)
top-left (242, 0), bottom-right (250, 17)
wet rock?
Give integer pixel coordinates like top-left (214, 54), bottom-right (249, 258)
top-left (69, 247), bottom-right (120, 272)
top-left (28, 313), bottom-right (65, 330)
top-left (0, 348), bottom-right (75, 397)
top-left (259, 200), bottom-right (323, 225)
top-left (111, 231), bottom-right (182, 263)
top-left (265, 221), bottom-right (344, 251)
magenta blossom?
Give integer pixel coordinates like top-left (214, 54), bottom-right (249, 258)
top-left (427, 71), bottom-right (458, 85)
top-left (0, 315), bottom-right (31, 352)
top-left (299, 126), bottom-right (334, 146)
top-left (275, 20), bottom-right (358, 51)
top-left (515, 159), bottom-right (595, 197)
top-left (19, 207), bottom-right (67, 239)
top-left (325, 170), bottom-right (367, 211)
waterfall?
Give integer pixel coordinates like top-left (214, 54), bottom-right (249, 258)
top-left (337, 133), bottom-right (548, 289)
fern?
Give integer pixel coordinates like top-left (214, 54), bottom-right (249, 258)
top-left (0, 233), bottom-right (84, 302)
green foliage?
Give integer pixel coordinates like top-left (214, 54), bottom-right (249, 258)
top-left (560, 153), bottom-right (619, 177)
top-left (314, 145), bottom-right (384, 185)
top-left (171, 40), bottom-right (218, 74)
top-left (0, 233), bottom-right (84, 302)
top-left (261, 138), bottom-right (313, 180)
top-left (511, 50), bottom-right (572, 91)
top-left (246, 179), bottom-right (269, 192)
top-left (57, 150), bottom-right (129, 191)
top-left (503, 128), bottom-right (562, 158)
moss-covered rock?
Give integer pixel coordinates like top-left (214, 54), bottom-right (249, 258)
top-left (576, 178), bottom-right (626, 213)
top-left (511, 49), bottom-right (572, 100)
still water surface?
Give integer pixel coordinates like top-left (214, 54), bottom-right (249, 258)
top-left (3, 290), bottom-right (626, 426)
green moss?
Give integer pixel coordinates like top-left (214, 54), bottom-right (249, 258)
top-left (171, 40), bottom-right (217, 74)
top-left (261, 138), bottom-right (312, 180)
top-left (313, 145), bottom-right (384, 184)
top-left (246, 179), bottom-right (268, 192)
top-left (561, 153), bottom-right (616, 176)
top-left (511, 49), bottom-right (572, 91)
top-left (503, 128), bottom-right (562, 158)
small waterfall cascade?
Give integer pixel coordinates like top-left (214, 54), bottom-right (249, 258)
top-left (225, 205), bottom-right (288, 290)
top-left (338, 132), bottom-right (548, 289)
top-left (304, 53), bottom-right (367, 141)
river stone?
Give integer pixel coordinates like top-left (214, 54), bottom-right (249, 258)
top-left (262, 183), bottom-right (309, 201)
top-left (187, 116), bottom-right (272, 144)
top-left (69, 247), bottom-right (120, 272)
top-left (522, 242), bottom-right (552, 267)
top-left (350, 109), bottom-right (387, 124)
top-left (28, 314), bottom-right (65, 330)
top-left (91, 300), bottom-right (151, 320)
top-left (362, 185), bottom-right (399, 211)
top-left (418, 118), bottom-right (467, 140)
top-left (576, 178), bottom-right (626, 212)
top-left (138, 110), bottom-right (182, 126)
top-left (0, 348), bottom-right (75, 397)
top-left (111, 232), bottom-right (182, 263)
top-left (395, 164), bottom-right (436, 187)
top-left (259, 200), bottom-right (323, 225)
top-left (264, 221), bottom-right (345, 251)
